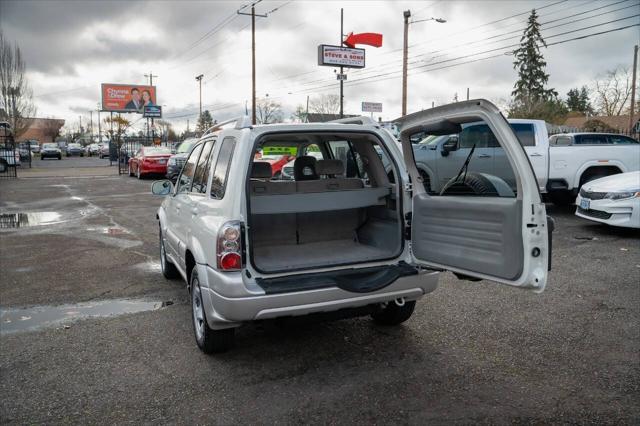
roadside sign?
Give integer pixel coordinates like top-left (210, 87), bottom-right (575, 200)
top-left (143, 105), bottom-right (162, 118)
top-left (318, 45), bottom-right (365, 68)
top-left (361, 102), bottom-right (382, 113)
top-left (336, 73), bottom-right (347, 81)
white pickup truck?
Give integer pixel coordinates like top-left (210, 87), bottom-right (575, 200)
top-left (409, 119), bottom-right (640, 204)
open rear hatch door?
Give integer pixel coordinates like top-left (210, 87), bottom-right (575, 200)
top-left (397, 100), bottom-right (550, 292)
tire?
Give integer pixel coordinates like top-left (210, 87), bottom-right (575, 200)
top-left (128, 164), bottom-right (134, 177)
top-left (159, 228), bottom-right (179, 279)
top-left (440, 172), bottom-right (499, 196)
top-left (191, 268), bottom-right (235, 353)
top-left (371, 300), bottom-right (416, 326)
top-left (58, 155), bottom-right (62, 160)
top-left (548, 190), bottom-right (575, 206)
top-left (0, 159), bottom-right (7, 173)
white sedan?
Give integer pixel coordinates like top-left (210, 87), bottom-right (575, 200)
top-left (575, 171), bottom-right (640, 228)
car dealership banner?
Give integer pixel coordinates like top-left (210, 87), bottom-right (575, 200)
top-left (101, 84), bottom-right (157, 113)
top-left (143, 105), bottom-right (162, 118)
top-left (361, 102), bottom-right (382, 113)
top-left (317, 45), bottom-right (365, 68)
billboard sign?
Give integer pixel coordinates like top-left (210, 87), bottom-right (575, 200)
top-left (143, 105), bottom-right (162, 118)
top-left (101, 84), bottom-right (157, 113)
top-left (361, 102), bottom-right (382, 113)
top-left (318, 45), bottom-right (365, 68)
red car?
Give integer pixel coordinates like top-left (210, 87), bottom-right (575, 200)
top-left (128, 146), bottom-right (172, 179)
top-left (255, 154), bottom-right (294, 178)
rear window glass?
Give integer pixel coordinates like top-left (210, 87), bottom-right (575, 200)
top-left (211, 138), bottom-right (236, 199)
top-left (510, 123), bottom-right (536, 146)
top-left (144, 147), bottom-right (171, 155)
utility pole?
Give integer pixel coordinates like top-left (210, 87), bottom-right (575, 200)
top-left (79, 115), bottom-right (82, 138)
top-left (238, 0), bottom-right (267, 125)
top-left (306, 95), bottom-right (310, 122)
top-left (466, 87), bottom-right (470, 101)
top-left (97, 103), bottom-right (102, 145)
top-left (89, 110), bottom-right (93, 143)
top-left (629, 45), bottom-right (638, 134)
top-left (340, 8), bottom-right (344, 118)
top-left (145, 72), bottom-right (158, 142)
top-left (402, 10), bottom-right (411, 117)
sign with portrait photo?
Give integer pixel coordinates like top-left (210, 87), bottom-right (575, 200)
top-left (101, 84), bottom-right (157, 113)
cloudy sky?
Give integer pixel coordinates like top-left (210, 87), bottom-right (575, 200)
top-left (1, 0), bottom-right (639, 134)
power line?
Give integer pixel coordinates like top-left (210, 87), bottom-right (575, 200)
top-left (272, 23), bottom-right (638, 97)
top-left (271, 1), bottom-right (638, 91)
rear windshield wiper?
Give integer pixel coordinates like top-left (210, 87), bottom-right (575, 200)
top-left (453, 143), bottom-right (476, 184)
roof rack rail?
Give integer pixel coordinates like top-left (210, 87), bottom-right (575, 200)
top-left (202, 115), bottom-right (252, 137)
top-left (329, 116), bottom-right (378, 125)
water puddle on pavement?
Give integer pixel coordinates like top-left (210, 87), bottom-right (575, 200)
top-left (0, 299), bottom-right (170, 335)
top-left (0, 212), bottom-right (64, 229)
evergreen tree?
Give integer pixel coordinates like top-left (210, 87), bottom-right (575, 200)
top-left (566, 88), bottom-right (581, 111)
top-left (511, 9), bottom-right (557, 104)
top-left (566, 86), bottom-right (593, 114)
top-left (579, 86), bottom-right (593, 114)
top-left (196, 110), bottom-right (214, 132)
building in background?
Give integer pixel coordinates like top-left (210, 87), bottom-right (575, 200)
top-left (18, 118), bottom-right (66, 144)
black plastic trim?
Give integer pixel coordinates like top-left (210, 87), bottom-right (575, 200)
top-left (255, 262), bottom-right (418, 295)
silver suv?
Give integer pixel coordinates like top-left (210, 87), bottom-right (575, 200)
top-left (152, 100), bottom-right (551, 353)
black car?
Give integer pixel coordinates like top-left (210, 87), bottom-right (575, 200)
top-left (41, 143), bottom-right (62, 160)
top-left (66, 143), bottom-right (84, 156)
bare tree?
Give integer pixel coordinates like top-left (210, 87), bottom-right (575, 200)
top-left (103, 115), bottom-right (131, 148)
top-left (0, 31), bottom-right (36, 138)
top-left (256, 98), bottom-right (283, 124)
top-left (592, 67), bottom-right (634, 116)
top-left (290, 105), bottom-right (307, 122)
top-left (309, 94), bottom-right (340, 115)
top-left (42, 119), bottom-right (63, 143)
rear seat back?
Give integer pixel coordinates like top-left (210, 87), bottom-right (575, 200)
top-left (250, 161), bottom-right (296, 195)
top-left (297, 159), bottom-right (364, 192)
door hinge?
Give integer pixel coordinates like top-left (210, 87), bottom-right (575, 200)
top-left (404, 182), bottom-right (412, 192)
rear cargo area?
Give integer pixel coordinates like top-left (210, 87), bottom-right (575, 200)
top-left (250, 206), bottom-right (400, 272)
top-left (247, 131), bottom-right (403, 274)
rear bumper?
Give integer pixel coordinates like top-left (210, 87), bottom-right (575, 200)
top-left (140, 163), bottom-right (168, 174)
top-left (197, 264), bottom-right (439, 329)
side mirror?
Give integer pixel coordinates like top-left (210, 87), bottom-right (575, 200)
top-left (151, 180), bottom-right (173, 196)
top-left (441, 139), bottom-right (458, 157)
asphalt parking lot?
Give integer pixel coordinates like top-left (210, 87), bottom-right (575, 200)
top-left (1, 167), bottom-right (638, 424)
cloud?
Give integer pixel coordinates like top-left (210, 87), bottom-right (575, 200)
top-left (1, 0), bottom-right (637, 131)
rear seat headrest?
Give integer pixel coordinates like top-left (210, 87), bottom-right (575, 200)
top-left (316, 159), bottom-right (344, 176)
top-left (294, 156), bottom-right (318, 181)
top-left (251, 161), bottom-right (272, 179)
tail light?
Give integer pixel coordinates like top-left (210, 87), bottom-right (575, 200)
top-left (217, 221), bottom-right (243, 271)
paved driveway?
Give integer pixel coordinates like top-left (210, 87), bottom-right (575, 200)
top-left (1, 173), bottom-right (638, 424)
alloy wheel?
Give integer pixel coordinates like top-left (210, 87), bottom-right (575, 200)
top-left (192, 281), bottom-right (205, 342)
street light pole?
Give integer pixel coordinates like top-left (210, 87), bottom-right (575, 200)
top-left (402, 12), bottom-right (446, 116)
top-left (195, 74), bottom-right (204, 122)
top-left (402, 10), bottom-right (411, 117)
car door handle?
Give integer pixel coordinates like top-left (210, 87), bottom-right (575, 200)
top-left (477, 154), bottom-right (491, 159)
top-left (530, 153), bottom-right (543, 157)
